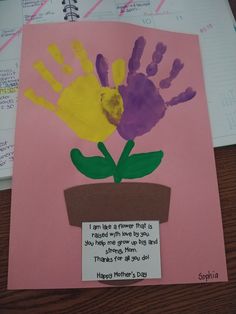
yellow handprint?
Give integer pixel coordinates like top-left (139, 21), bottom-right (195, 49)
top-left (24, 41), bottom-right (125, 142)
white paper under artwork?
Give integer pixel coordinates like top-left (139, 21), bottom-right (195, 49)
top-left (82, 221), bottom-right (161, 281)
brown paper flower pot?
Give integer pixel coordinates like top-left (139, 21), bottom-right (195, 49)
top-left (64, 182), bottom-right (171, 286)
top-left (64, 182), bottom-right (171, 226)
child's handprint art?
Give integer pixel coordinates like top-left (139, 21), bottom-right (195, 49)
top-left (8, 23), bottom-right (228, 290)
top-left (116, 37), bottom-right (196, 140)
top-left (25, 41), bottom-right (125, 143)
top-left (25, 36), bottom-right (196, 183)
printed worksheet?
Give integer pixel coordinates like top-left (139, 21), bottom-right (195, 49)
top-left (0, 0), bottom-right (66, 186)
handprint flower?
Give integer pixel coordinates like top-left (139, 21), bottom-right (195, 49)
top-left (117, 37), bottom-right (196, 140)
top-left (25, 41), bottom-right (125, 142)
top-left (25, 37), bottom-right (196, 183)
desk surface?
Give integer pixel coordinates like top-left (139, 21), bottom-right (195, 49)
top-left (1, 2), bottom-right (236, 313)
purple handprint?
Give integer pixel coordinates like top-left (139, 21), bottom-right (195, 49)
top-left (96, 36), bottom-right (196, 140)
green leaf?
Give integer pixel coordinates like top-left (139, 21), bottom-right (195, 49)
top-left (118, 151), bottom-right (164, 179)
top-left (70, 148), bottom-right (114, 179)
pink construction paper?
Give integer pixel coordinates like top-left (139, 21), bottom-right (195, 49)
top-left (8, 21), bottom-right (227, 289)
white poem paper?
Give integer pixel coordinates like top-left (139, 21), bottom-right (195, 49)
top-left (82, 221), bottom-right (161, 281)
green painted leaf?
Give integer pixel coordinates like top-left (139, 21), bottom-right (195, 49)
top-left (70, 148), bottom-right (114, 179)
top-left (118, 151), bottom-right (164, 179)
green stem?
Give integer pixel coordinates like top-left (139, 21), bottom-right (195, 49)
top-left (117, 140), bottom-right (135, 168)
top-left (97, 142), bottom-right (114, 163)
top-left (97, 141), bottom-right (135, 184)
top-left (97, 142), bottom-right (121, 183)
